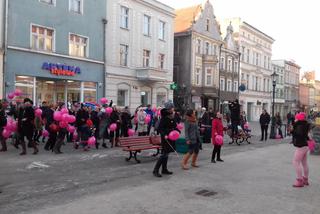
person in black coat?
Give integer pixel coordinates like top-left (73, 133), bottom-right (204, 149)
top-left (259, 109), bottom-right (271, 141)
top-left (109, 105), bottom-right (121, 147)
top-left (17, 98), bottom-right (38, 155)
top-left (153, 102), bottom-right (179, 178)
top-left (229, 100), bottom-right (241, 137)
top-left (120, 106), bottom-right (133, 137)
top-left (0, 101), bottom-right (8, 152)
top-left (76, 104), bottom-right (89, 143)
top-left (44, 104), bottom-right (57, 151)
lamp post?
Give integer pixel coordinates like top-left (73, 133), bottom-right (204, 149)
top-left (270, 71), bottom-right (279, 139)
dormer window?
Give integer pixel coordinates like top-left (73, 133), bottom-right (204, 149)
top-left (206, 19), bottom-right (210, 31)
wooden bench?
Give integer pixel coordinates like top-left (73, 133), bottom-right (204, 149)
top-left (119, 136), bottom-right (161, 163)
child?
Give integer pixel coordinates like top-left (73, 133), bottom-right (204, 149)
top-left (211, 112), bottom-right (224, 163)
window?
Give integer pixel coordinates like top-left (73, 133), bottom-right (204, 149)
top-left (264, 56), bottom-right (267, 68)
top-left (195, 68), bottom-right (201, 86)
top-left (220, 57), bottom-right (225, 70)
top-left (39, 0), bottom-right (55, 5)
top-left (213, 45), bottom-right (217, 55)
top-left (143, 15), bottom-right (151, 36)
top-left (158, 54), bottom-right (165, 70)
top-left (255, 76), bottom-right (258, 91)
top-left (263, 78), bottom-right (266, 91)
top-left (206, 19), bottom-right (210, 31)
top-left (69, 0), bottom-right (82, 14)
top-left (205, 68), bottom-right (212, 86)
top-left (197, 39), bottom-right (201, 54)
top-left (227, 80), bottom-right (232, 92)
top-left (205, 42), bottom-right (210, 55)
top-left (234, 81), bottom-right (238, 92)
top-left (267, 79), bottom-right (270, 92)
top-left (241, 46), bottom-right (245, 61)
top-left (246, 74), bottom-right (250, 90)
top-left (31, 25), bottom-right (54, 52)
top-left (120, 44), bottom-right (128, 66)
top-left (143, 50), bottom-right (150, 67)
top-left (159, 21), bottom-right (165, 40)
top-left (241, 73), bottom-right (244, 81)
top-left (234, 61), bottom-right (238, 73)
top-left (120, 6), bottom-right (129, 29)
top-left (117, 90), bottom-right (128, 106)
top-left (220, 78), bottom-right (225, 91)
top-left (69, 34), bottom-right (88, 57)
top-left (256, 53), bottom-right (259, 66)
top-left (246, 49), bottom-right (250, 63)
top-left (228, 59), bottom-right (232, 71)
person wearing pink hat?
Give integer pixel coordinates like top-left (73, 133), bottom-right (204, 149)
top-left (291, 112), bottom-right (311, 187)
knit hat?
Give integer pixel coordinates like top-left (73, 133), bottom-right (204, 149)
top-left (164, 101), bottom-right (174, 109)
top-left (295, 112), bottom-right (306, 121)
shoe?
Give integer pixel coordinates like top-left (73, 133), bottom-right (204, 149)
top-left (153, 171), bottom-right (162, 177)
top-left (162, 170), bottom-right (173, 175)
top-left (211, 160), bottom-right (216, 163)
top-left (191, 164), bottom-right (199, 168)
top-left (181, 164), bottom-right (189, 170)
top-left (19, 151), bottom-right (26, 155)
top-left (303, 177), bottom-right (309, 186)
top-left (293, 178), bottom-right (304, 188)
top-left (217, 159), bottom-right (224, 162)
top-left (102, 143), bottom-right (108, 148)
top-left (260, 139), bottom-right (263, 141)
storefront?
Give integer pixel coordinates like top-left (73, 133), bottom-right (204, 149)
top-left (4, 49), bottom-right (104, 106)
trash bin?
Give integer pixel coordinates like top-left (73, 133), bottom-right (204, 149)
top-left (175, 138), bottom-right (188, 154)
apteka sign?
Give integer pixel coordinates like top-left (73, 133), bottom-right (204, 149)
top-left (42, 62), bottom-right (81, 76)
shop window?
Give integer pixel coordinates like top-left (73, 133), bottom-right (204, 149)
top-left (39, 0), bottom-right (55, 5)
top-left (31, 25), bottom-right (54, 52)
top-left (120, 44), bottom-right (128, 66)
top-left (15, 76), bottom-right (34, 103)
top-left (117, 90), bottom-right (128, 106)
top-left (69, 0), bottom-right (83, 14)
top-left (83, 82), bottom-right (96, 103)
top-left (67, 81), bottom-right (81, 103)
top-left (141, 91), bottom-right (149, 106)
top-left (120, 6), bottom-right (129, 29)
top-left (143, 49), bottom-right (150, 67)
top-left (69, 34), bottom-right (88, 58)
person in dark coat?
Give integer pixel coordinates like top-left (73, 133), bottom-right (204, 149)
top-left (0, 101), bottom-right (8, 152)
top-left (120, 106), bottom-right (133, 137)
top-left (259, 109), bottom-right (271, 141)
top-left (17, 98), bottom-right (38, 155)
top-left (89, 106), bottom-right (100, 149)
top-left (109, 105), bottom-right (121, 147)
top-left (44, 104), bottom-right (57, 151)
top-left (76, 104), bottom-right (89, 144)
top-left (229, 100), bottom-right (240, 137)
top-left (153, 101), bottom-right (178, 178)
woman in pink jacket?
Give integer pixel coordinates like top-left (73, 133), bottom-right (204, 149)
top-left (211, 112), bottom-right (224, 163)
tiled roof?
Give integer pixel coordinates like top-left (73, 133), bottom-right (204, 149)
top-left (175, 5), bottom-right (202, 33)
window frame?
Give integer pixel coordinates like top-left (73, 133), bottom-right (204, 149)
top-left (117, 89), bottom-right (129, 107)
top-left (30, 24), bottom-right (55, 52)
top-left (220, 57), bottom-right (225, 70)
top-left (205, 68), bottom-right (213, 86)
top-left (159, 20), bottom-right (166, 41)
top-left (234, 81), bottom-right (238, 92)
top-left (227, 58), bottom-right (232, 72)
top-left (120, 44), bottom-right (129, 67)
top-left (143, 15), bottom-right (151, 36)
top-left (69, 0), bottom-right (83, 14)
top-left (158, 53), bottom-right (165, 70)
top-left (197, 39), bottom-right (201, 54)
top-left (220, 78), bottom-right (225, 91)
top-left (143, 49), bottom-right (151, 67)
top-left (205, 42), bottom-right (210, 55)
top-left (194, 68), bottom-right (201, 86)
top-left (206, 19), bottom-right (210, 31)
top-left (120, 6), bottom-right (129, 29)
top-left (39, 0), bottom-right (56, 6)
top-left (68, 33), bottom-right (89, 58)
top-left (227, 79), bottom-right (232, 92)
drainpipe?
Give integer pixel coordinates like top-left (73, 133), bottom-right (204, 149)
top-left (102, 18), bottom-right (108, 98)
top-left (218, 43), bottom-right (223, 111)
top-left (3, 0), bottom-right (9, 98)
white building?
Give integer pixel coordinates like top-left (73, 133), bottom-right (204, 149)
top-left (271, 62), bottom-right (285, 118)
top-left (220, 18), bottom-right (275, 121)
top-left (105, 0), bottom-right (175, 111)
top-left (0, 0), bottom-right (5, 99)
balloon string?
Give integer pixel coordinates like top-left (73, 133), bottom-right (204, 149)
top-left (165, 139), bottom-right (180, 159)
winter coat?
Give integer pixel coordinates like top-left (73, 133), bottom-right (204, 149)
top-left (76, 109), bottom-right (89, 127)
top-left (137, 111), bottom-right (147, 133)
top-left (17, 106), bottom-right (35, 133)
top-left (292, 120), bottom-right (310, 148)
top-left (0, 109), bottom-right (7, 128)
top-left (229, 103), bottom-right (240, 122)
top-left (158, 108), bottom-right (178, 153)
top-left (121, 111), bottom-right (133, 129)
top-left (184, 120), bottom-right (200, 144)
top-left (98, 111), bottom-right (110, 138)
top-left (212, 118), bottom-right (224, 145)
top-left (145, 108), bottom-right (154, 125)
top-left (259, 113), bottom-right (271, 126)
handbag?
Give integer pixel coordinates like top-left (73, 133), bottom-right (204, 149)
top-left (308, 139), bottom-right (316, 152)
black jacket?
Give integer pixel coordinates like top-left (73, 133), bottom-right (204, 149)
top-left (229, 103), bottom-right (240, 122)
top-left (259, 113), bottom-right (271, 126)
top-left (158, 108), bottom-right (178, 153)
top-left (76, 109), bottom-right (89, 127)
top-left (18, 106), bottom-right (35, 132)
top-left (292, 120), bottom-right (310, 148)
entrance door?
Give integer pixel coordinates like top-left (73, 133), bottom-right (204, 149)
top-left (247, 102), bottom-right (253, 121)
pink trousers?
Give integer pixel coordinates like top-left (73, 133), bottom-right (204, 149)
top-left (293, 146), bottom-right (309, 179)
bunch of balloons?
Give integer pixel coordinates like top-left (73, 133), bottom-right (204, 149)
top-left (7, 89), bottom-right (23, 100)
top-left (2, 118), bottom-right (17, 139)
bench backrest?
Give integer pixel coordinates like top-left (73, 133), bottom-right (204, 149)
top-left (119, 136), bottom-right (161, 147)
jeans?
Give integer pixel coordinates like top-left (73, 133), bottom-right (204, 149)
top-left (293, 146), bottom-right (309, 179)
top-left (260, 125), bottom-right (268, 140)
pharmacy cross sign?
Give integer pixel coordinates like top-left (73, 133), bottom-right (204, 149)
top-left (42, 62), bottom-right (81, 76)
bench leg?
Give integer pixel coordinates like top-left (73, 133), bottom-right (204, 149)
top-left (134, 151), bottom-right (141, 163)
top-left (126, 151), bottom-right (133, 162)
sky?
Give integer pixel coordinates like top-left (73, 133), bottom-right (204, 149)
top-left (160, 0), bottom-right (320, 79)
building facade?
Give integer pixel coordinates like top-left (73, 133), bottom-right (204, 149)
top-left (3, 0), bottom-right (106, 105)
top-left (174, 1), bottom-right (222, 112)
top-left (300, 71), bottom-right (317, 112)
top-left (0, 0), bottom-right (5, 99)
top-left (271, 61), bottom-right (285, 119)
top-left (273, 60), bottom-right (300, 114)
top-left (220, 18), bottom-right (275, 121)
top-left (219, 23), bottom-right (240, 113)
top-left (105, 0), bottom-right (175, 111)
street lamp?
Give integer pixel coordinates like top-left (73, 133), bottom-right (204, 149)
top-left (270, 71), bottom-right (279, 139)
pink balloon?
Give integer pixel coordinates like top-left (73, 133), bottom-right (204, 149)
top-left (67, 125), bottom-right (76, 133)
top-left (53, 111), bottom-right (62, 121)
top-left (128, 129), bottom-right (135, 136)
top-left (42, 130), bottom-right (49, 137)
top-left (177, 123), bottom-right (184, 131)
top-left (67, 115), bottom-right (76, 123)
top-left (7, 120), bottom-right (17, 132)
top-left (100, 97), bottom-right (108, 104)
top-left (87, 136), bottom-right (96, 145)
top-left (14, 89), bottom-right (22, 96)
top-left (7, 92), bottom-right (15, 100)
top-left (308, 139), bottom-right (316, 151)
top-left (61, 113), bottom-right (69, 122)
top-left (2, 129), bottom-right (11, 139)
top-left (61, 108), bottom-right (69, 115)
top-left (244, 122), bottom-right (249, 129)
top-left (59, 121), bottom-right (68, 129)
top-left (145, 115), bottom-right (151, 124)
top-left (106, 107), bottom-right (113, 114)
top-left (35, 109), bottom-right (42, 117)
top-left (168, 130), bottom-right (180, 141)
top-left (109, 123), bottom-right (117, 131)
top-left (215, 135), bottom-right (224, 146)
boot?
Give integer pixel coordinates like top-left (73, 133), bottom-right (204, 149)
top-left (32, 141), bottom-right (39, 155)
top-left (20, 141), bottom-right (27, 155)
top-left (95, 142), bottom-right (99, 149)
top-left (303, 177), bottom-right (309, 186)
top-left (293, 178), bottom-right (304, 188)
top-left (102, 142), bottom-right (108, 148)
top-left (211, 149), bottom-right (216, 163)
top-left (0, 141), bottom-right (7, 152)
top-left (191, 153), bottom-right (199, 168)
top-left (181, 153), bottom-right (191, 170)
top-left (153, 158), bottom-right (163, 177)
top-left (53, 140), bottom-right (63, 154)
top-left (162, 157), bottom-right (173, 175)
